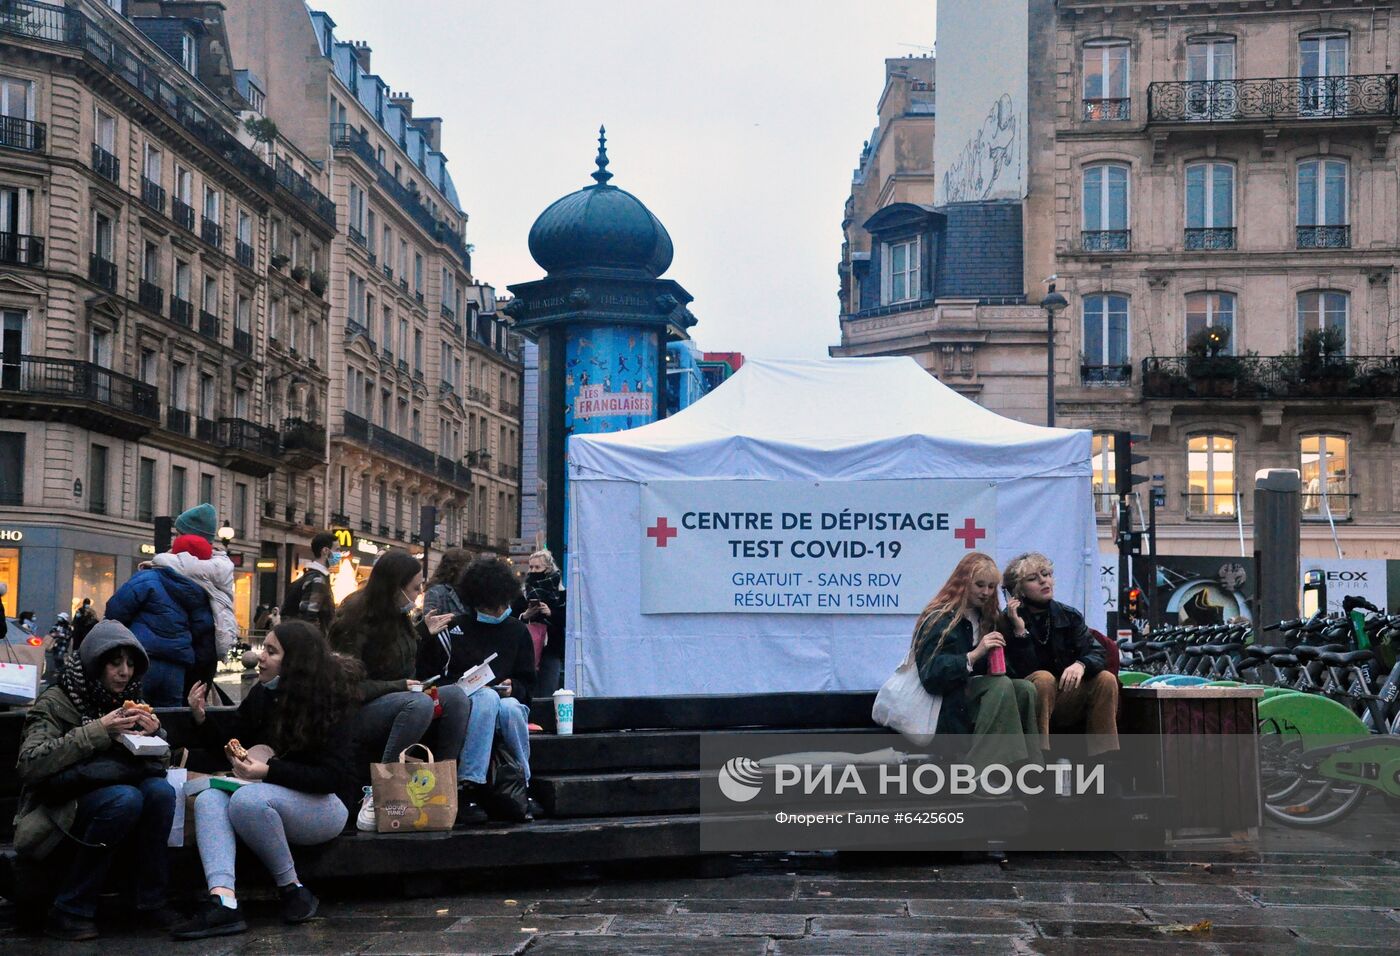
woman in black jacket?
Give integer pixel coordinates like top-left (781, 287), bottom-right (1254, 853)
top-left (171, 621), bottom-right (363, 940)
top-left (515, 549), bottom-right (566, 694)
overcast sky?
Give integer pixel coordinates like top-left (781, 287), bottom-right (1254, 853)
top-left (320, 0), bottom-right (935, 359)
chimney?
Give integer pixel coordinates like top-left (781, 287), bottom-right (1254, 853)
top-left (416, 117), bottom-right (443, 151)
top-left (352, 41), bottom-right (372, 73)
top-left (390, 91), bottom-right (413, 119)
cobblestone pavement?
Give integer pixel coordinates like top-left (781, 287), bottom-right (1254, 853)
top-left (3, 840), bottom-right (1399, 955)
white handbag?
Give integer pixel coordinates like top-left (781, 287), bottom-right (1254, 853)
top-left (871, 639), bottom-right (943, 746)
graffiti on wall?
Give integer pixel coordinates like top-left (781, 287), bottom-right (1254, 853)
top-left (940, 94), bottom-right (1019, 203)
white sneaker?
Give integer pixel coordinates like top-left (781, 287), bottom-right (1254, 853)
top-left (356, 786), bottom-right (376, 832)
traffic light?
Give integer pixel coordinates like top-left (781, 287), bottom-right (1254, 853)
top-left (1114, 431), bottom-right (1150, 493)
top-left (419, 505), bottom-right (438, 546)
top-left (1126, 587), bottom-right (1142, 618)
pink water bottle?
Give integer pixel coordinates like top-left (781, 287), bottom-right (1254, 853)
top-left (987, 645), bottom-right (1006, 675)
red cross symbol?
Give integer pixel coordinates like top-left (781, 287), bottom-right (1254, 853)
top-left (953, 517), bottom-right (986, 549)
top-left (646, 517), bottom-right (678, 548)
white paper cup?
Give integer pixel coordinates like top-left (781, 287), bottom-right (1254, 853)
top-left (552, 688), bottom-right (575, 735)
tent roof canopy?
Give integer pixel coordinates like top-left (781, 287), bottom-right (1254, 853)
top-left (569, 357), bottom-right (1091, 482)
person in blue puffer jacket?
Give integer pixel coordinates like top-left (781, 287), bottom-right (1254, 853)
top-left (105, 535), bottom-right (217, 706)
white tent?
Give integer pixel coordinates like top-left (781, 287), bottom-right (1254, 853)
top-left (565, 357), bottom-right (1097, 698)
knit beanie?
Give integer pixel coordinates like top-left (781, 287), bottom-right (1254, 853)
top-left (174, 502), bottom-right (218, 541)
top-left (171, 533), bottom-right (214, 561)
top-left (79, 619), bottom-right (150, 678)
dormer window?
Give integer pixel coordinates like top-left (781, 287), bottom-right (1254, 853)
top-left (883, 237), bottom-right (921, 304)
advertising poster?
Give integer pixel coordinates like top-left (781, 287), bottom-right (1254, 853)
top-left (563, 325), bottom-right (658, 435)
top-left (1099, 554), bottom-right (1256, 627)
top-left (640, 479), bottom-right (996, 614)
top-left (1300, 559), bottom-right (1389, 616)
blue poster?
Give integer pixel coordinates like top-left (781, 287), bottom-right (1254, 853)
top-left (564, 325), bottom-right (658, 434)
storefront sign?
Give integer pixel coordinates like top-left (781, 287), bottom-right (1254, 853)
top-left (0, 529), bottom-right (22, 542)
top-left (357, 538), bottom-right (384, 557)
top-left (332, 528), bottom-right (355, 551)
top-left (1300, 559), bottom-right (1388, 616)
top-left (255, 559), bottom-right (278, 571)
top-left (640, 479), bottom-right (996, 615)
top-left (139, 543), bottom-right (156, 555)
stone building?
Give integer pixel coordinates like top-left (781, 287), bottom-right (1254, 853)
top-left (836, 0), bottom-right (1400, 563)
top-left (0, 0), bottom-right (337, 622)
top-left (223, 5), bottom-right (523, 595)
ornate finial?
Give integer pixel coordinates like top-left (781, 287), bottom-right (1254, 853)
top-left (591, 125), bottom-right (612, 185)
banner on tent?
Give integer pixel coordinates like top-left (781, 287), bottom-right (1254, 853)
top-left (639, 480), bottom-right (996, 614)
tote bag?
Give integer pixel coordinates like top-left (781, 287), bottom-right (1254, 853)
top-left (871, 639), bottom-right (943, 747)
top-left (370, 743), bottom-right (458, 832)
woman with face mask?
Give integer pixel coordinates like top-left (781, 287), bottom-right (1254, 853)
top-left (515, 549), bottom-right (566, 695)
top-left (172, 621), bottom-right (364, 940)
top-left (326, 549), bottom-right (473, 829)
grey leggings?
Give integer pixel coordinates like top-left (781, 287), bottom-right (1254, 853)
top-left (194, 783), bottom-right (347, 892)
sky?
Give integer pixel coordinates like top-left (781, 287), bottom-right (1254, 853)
top-left (319, 0), bottom-right (936, 359)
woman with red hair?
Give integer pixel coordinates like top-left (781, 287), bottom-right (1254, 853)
top-left (913, 552), bottom-right (1040, 771)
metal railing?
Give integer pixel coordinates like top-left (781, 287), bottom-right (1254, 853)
top-left (219, 418), bottom-right (280, 457)
top-left (499, 401), bottom-right (522, 418)
top-left (196, 416), bottom-right (219, 443)
top-left (171, 198), bottom-right (195, 231)
top-left (170, 298), bottom-right (192, 326)
top-left (88, 253), bottom-right (116, 290)
top-left (1080, 364), bottom-right (1132, 386)
top-left (347, 225), bottom-right (366, 247)
top-left (198, 310), bottom-right (220, 340)
top-left (0, 232), bottom-right (43, 267)
top-left (91, 143), bottom-right (119, 182)
top-left (435, 455), bottom-right (471, 486)
top-left (497, 462), bottom-right (521, 481)
top-left (140, 177), bottom-right (164, 212)
top-left (235, 240), bottom-right (254, 268)
top-left (166, 407), bottom-right (191, 435)
top-left (232, 328), bottom-right (252, 355)
top-left (273, 158), bottom-right (336, 229)
top-left (465, 385), bottom-right (491, 407)
top-left (0, 116), bottom-right (45, 152)
top-left (281, 417), bottom-right (326, 455)
top-left (465, 448), bottom-right (492, 467)
top-left (1083, 98), bottom-right (1131, 121)
top-left (0, 354), bottom-right (159, 420)
top-left (201, 216), bottom-right (223, 248)
top-left (1297, 225), bottom-right (1350, 249)
top-left (339, 410), bottom-right (437, 472)
top-left (1184, 227), bottom-right (1235, 251)
top-left (1081, 230), bottom-right (1131, 252)
top-left (1148, 74), bottom-right (1400, 123)
top-left (137, 280), bottom-right (163, 313)
top-left (1142, 354), bottom-right (1400, 400)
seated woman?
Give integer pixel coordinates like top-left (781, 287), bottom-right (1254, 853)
top-left (1000, 552), bottom-right (1119, 757)
top-left (913, 552), bottom-right (1040, 773)
top-left (14, 621), bottom-right (176, 941)
top-left (171, 621), bottom-right (363, 939)
top-left (424, 547), bottom-right (474, 618)
top-left (418, 556), bottom-right (536, 821)
top-left (327, 549), bottom-right (472, 826)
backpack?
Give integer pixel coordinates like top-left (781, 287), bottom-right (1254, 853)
top-left (295, 569), bottom-right (332, 623)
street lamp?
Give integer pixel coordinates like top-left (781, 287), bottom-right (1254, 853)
top-left (1041, 285), bottom-right (1069, 427)
top-left (217, 525), bottom-right (235, 546)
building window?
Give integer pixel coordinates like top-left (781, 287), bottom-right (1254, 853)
top-left (1187, 36), bottom-right (1235, 82)
top-left (142, 241), bottom-right (159, 283)
top-left (1, 185), bottom-right (34, 241)
top-left (142, 144), bottom-right (162, 186)
top-left (1185, 292), bottom-right (1236, 354)
top-left (71, 552), bottom-right (116, 617)
top-left (1299, 32), bottom-right (1349, 115)
top-left (0, 74), bottom-right (34, 124)
top-left (1296, 291), bottom-right (1348, 353)
top-left (1082, 164), bottom-right (1130, 250)
top-left (0, 432), bottom-right (23, 506)
top-left (181, 32), bottom-right (199, 75)
top-left (1297, 159), bottom-right (1348, 248)
top-left (1187, 433), bottom-right (1236, 517)
top-left (171, 465), bottom-right (187, 514)
top-left (202, 274), bottom-right (217, 314)
top-left (1301, 433), bottom-right (1350, 519)
top-left (137, 456), bottom-right (155, 522)
top-left (233, 481), bottom-right (248, 537)
top-left (203, 185), bottom-right (221, 223)
top-left (169, 360), bottom-right (187, 410)
top-left (1090, 432), bottom-right (1116, 516)
top-left (139, 348), bottom-right (157, 385)
top-left (1083, 40), bottom-right (1130, 120)
top-left (88, 444), bottom-right (108, 515)
top-left (1184, 162), bottom-right (1234, 249)
top-left (90, 327), bottom-right (112, 368)
top-left (200, 473), bottom-right (215, 508)
top-left (94, 108), bottom-right (115, 153)
top-left (92, 209), bottom-right (114, 260)
top-left (1081, 294), bottom-right (1129, 380)
top-left (882, 237), bottom-right (920, 304)
top-left (174, 259), bottom-right (191, 306)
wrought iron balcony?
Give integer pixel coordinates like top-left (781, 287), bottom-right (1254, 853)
top-left (0, 354), bottom-right (159, 439)
top-left (201, 216), bottom-right (223, 248)
top-left (171, 198), bottom-right (195, 231)
top-left (1081, 230), bottom-right (1130, 253)
top-left (415, 291), bottom-right (425, 305)
top-left (196, 416), bottom-right (219, 444)
top-left (137, 280), bottom-right (163, 314)
top-left (435, 455), bottom-right (471, 486)
top-left (140, 177), bottom-right (164, 213)
top-left (170, 298), bottom-right (192, 327)
top-left (399, 278), bottom-right (408, 292)
top-left (1083, 98), bottom-right (1131, 121)
top-left (465, 448), bottom-right (492, 467)
top-left (499, 400), bottom-right (522, 418)
top-left (338, 410), bottom-right (437, 473)
top-left (286, 505), bottom-right (298, 522)
top-left (274, 158), bottom-right (336, 229)
top-left (233, 328), bottom-right (253, 355)
top-left (263, 499), bottom-right (275, 519)
top-left (1142, 354), bottom-right (1400, 400)
top-left (235, 240), bottom-right (254, 269)
top-left (378, 524), bottom-right (390, 537)
top-left (1080, 363), bottom-right (1133, 386)
top-left (441, 304), bottom-right (455, 322)
top-left (1184, 227), bottom-right (1236, 251)
top-left (198, 310), bottom-right (220, 340)
top-left (1147, 74), bottom-right (1400, 124)
top-left (496, 462), bottom-right (521, 481)
top-left (166, 407), bottom-right (191, 435)
top-left (88, 253), bottom-right (116, 290)
top-left (91, 144), bottom-right (119, 183)
top-left (0, 116), bottom-right (45, 152)
top-left (466, 385), bottom-right (491, 407)
top-left (360, 519), bottom-right (372, 533)
top-left (0, 232), bottom-right (43, 267)
top-left (382, 264), bottom-right (394, 280)
top-left (281, 417), bottom-right (326, 468)
top-left (330, 511), bottom-right (349, 526)
top-left (1297, 225), bottom-right (1350, 249)
top-left (348, 225), bottom-right (366, 247)
top-left (219, 418), bottom-right (281, 475)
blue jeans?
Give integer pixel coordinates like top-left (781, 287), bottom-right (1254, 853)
top-left (143, 658), bottom-right (187, 707)
top-left (458, 690), bottom-right (533, 785)
top-left (53, 777), bottom-right (176, 918)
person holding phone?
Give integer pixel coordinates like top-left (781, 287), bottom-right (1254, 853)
top-left (1000, 552), bottom-right (1118, 757)
top-left (418, 556), bottom-right (536, 821)
top-left (327, 549), bottom-right (472, 829)
top-left (911, 552), bottom-right (1040, 773)
top-left (515, 549), bottom-right (566, 694)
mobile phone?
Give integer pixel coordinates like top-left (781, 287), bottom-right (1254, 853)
top-left (1001, 586), bottom-right (1013, 601)
top-left (419, 673), bottom-right (443, 690)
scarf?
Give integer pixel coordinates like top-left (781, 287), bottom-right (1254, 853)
top-left (57, 649), bottom-right (145, 723)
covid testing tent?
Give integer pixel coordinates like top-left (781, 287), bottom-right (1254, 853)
top-left (565, 357), bottom-right (1096, 698)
